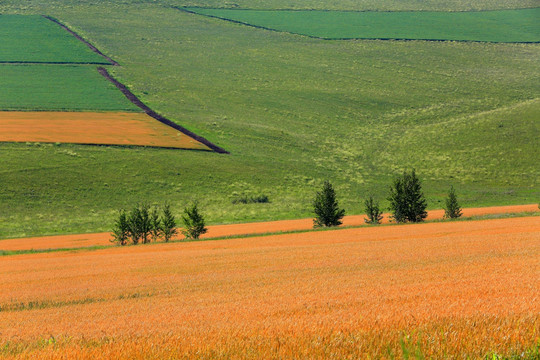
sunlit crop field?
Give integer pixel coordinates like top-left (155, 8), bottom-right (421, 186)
top-left (1, 216), bottom-right (538, 359)
top-left (0, 111), bottom-right (209, 150)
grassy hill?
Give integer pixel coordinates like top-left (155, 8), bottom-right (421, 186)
top-left (0, 1), bottom-right (538, 238)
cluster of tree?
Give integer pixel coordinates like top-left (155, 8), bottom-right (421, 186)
top-left (112, 170), bottom-right (463, 245)
top-left (111, 202), bottom-right (207, 246)
top-left (313, 169), bottom-right (462, 228)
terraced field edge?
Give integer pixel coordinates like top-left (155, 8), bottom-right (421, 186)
top-left (97, 67), bottom-right (229, 154)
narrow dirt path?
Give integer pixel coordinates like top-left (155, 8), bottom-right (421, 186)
top-left (1, 204), bottom-right (537, 251)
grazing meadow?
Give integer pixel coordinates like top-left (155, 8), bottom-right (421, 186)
top-left (0, 1), bottom-right (538, 239)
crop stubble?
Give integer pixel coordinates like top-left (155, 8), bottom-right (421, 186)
top-left (1, 216), bottom-right (538, 358)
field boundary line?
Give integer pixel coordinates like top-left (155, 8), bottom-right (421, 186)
top-left (178, 6), bottom-right (540, 14)
top-left (0, 61), bottom-right (112, 65)
top-left (97, 67), bottom-right (229, 154)
top-left (42, 15), bottom-right (119, 66)
top-left (0, 141), bottom-right (214, 152)
top-left (175, 6), bottom-right (324, 40)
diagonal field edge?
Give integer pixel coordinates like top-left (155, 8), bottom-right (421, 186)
top-left (97, 67), bottom-right (229, 154)
top-left (43, 15), bottom-right (119, 66)
top-left (175, 6), bottom-right (325, 40)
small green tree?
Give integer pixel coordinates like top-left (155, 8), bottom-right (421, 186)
top-left (388, 169), bottom-right (427, 223)
top-left (127, 203), bottom-right (152, 244)
top-left (364, 196), bottom-right (383, 225)
top-left (150, 206), bottom-right (162, 242)
top-left (111, 209), bottom-right (130, 246)
top-left (138, 204), bottom-right (152, 244)
top-left (313, 180), bottom-right (345, 228)
top-left (127, 206), bottom-right (142, 244)
top-left (182, 202), bottom-right (207, 240)
top-left (443, 186), bottom-right (462, 219)
top-left (161, 203), bottom-right (177, 242)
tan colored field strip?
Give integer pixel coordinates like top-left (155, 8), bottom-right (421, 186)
top-left (0, 111), bottom-right (210, 150)
top-left (0, 204), bottom-right (537, 251)
top-left (0, 217), bottom-right (539, 358)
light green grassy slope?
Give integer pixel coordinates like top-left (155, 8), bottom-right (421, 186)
top-left (186, 8), bottom-right (540, 42)
top-left (0, 2), bottom-right (538, 238)
top-left (0, 15), bottom-right (111, 64)
top-left (0, 65), bottom-right (139, 111)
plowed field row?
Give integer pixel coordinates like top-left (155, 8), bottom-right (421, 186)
top-left (0, 111), bottom-right (209, 150)
top-left (1, 216), bottom-right (538, 358)
top-left (1, 204), bottom-right (536, 251)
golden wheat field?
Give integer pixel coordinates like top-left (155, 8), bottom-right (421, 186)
top-left (1, 216), bottom-right (539, 359)
top-left (0, 111), bottom-right (210, 150)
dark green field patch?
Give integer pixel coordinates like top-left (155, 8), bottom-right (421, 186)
top-left (185, 8), bottom-right (540, 43)
top-left (0, 15), bottom-right (110, 64)
top-left (0, 65), bottom-right (139, 111)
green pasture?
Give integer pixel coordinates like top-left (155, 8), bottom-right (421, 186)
top-left (0, 15), bottom-right (110, 64)
top-left (0, 65), bottom-right (139, 111)
top-left (0, 1), bottom-right (538, 238)
top-left (186, 8), bottom-right (540, 42)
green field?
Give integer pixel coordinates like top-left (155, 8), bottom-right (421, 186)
top-left (0, 65), bottom-right (139, 111)
top-left (0, 1), bottom-right (538, 238)
top-left (0, 15), bottom-right (111, 64)
top-left (186, 8), bottom-right (540, 42)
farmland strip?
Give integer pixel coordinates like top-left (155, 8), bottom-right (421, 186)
top-left (1, 204), bottom-right (537, 251)
top-left (97, 67), bottom-right (229, 154)
top-left (181, 7), bottom-right (540, 43)
top-left (43, 16), bottom-right (119, 66)
top-left (0, 111), bottom-right (211, 151)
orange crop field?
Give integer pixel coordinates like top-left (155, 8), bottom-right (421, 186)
top-left (1, 216), bottom-right (539, 359)
top-left (1, 204), bottom-right (537, 251)
top-left (0, 111), bottom-right (210, 150)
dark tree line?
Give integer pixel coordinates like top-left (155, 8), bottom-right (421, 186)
top-left (113, 171), bottom-right (463, 246)
top-left (112, 202), bottom-right (206, 246)
top-left (313, 169), bottom-right (461, 228)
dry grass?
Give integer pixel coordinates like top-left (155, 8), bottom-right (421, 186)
top-left (1, 216), bottom-right (539, 358)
